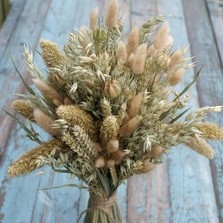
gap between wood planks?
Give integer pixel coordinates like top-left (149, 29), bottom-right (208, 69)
top-left (182, 0), bottom-right (223, 222)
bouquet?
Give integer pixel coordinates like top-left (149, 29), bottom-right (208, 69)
top-left (6, 0), bottom-right (223, 222)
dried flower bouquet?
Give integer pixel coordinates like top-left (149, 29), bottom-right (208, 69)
top-left (6, 0), bottom-right (223, 222)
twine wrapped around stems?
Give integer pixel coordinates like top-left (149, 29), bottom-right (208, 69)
top-left (78, 192), bottom-right (123, 223)
top-left (91, 192), bottom-right (117, 210)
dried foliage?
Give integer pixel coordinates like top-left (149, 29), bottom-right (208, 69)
top-left (8, 139), bottom-right (64, 177)
top-left (11, 99), bottom-right (34, 120)
top-left (7, 0), bottom-right (223, 222)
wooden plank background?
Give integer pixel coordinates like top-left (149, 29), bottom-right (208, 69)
top-left (0, 0), bottom-right (222, 222)
top-left (0, 0), bottom-right (10, 27)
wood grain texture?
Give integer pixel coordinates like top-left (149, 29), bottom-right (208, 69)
top-left (206, 0), bottom-right (223, 66)
top-left (0, 0), bottom-right (51, 154)
top-left (0, 0), bottom-right (26, 59)
top-left (183, 0), bottom-right (223, 222)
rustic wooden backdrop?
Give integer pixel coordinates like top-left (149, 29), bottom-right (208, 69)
top-left (0, 0), bottom-right (223, 222)
top-left (0, 0), bottom-right (10, 28)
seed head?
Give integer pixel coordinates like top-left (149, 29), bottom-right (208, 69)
top-left (185, 138), bottom-right (215, 159)
top-left (33, 78), bottom-right (63, 105)
top-left (169, 68), bottom-right (185, 86)
top-left (56, 105), bottom-right (98, 141)
top-left (11, 100), bottom-right (34, 120)
top-left (8, 139), bottom-right (64, 177)
top-left (100, 115), bottom-right (119, 145)
top-left (119, 115), bottom-right (142, 137)
top-left (127, 27), bottom-right (139, 55)
top-left (104, 80), bottom-right (121, 99)
top-left (105, 0), bottom-right (119, 28)
top-left (39, 39), bottom-right (65, 67)
top-left (132, 44), bottom-right (147, 75)
top-left (90, 7), bottom-right (99, 31)
top-left (116, 41), bottom-right (127, 63)
top-left (34, 109), bottom-right (61, 136)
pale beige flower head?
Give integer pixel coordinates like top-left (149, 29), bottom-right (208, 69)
top-left (127, 27), bottom-right (139, 55)
top-left (105, 0), bottom-right (119, 28)
top-left (90, 7), bottom-right (99, 31)
top-left (39, 39), bottom-right (65, 67)
top-left (132, 43), bottom-right (147, 75)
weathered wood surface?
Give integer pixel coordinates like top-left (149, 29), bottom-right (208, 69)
top-left (182, 1), bottom-right (223, 223)
top-left (0, 0), bottom-right (26, 59)
top-left (0, 0), bottom-right (222, 223)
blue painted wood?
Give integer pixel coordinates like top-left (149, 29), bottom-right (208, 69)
top-left (0, 0), bottom-right (51, 156)
top-left (206, 0), bottom-right (223, 65)
top-left (183, 0), bottom-right (223, 222)
top-left (0, 0), bottom-right (26, 59)
top-left (0, 126), bottom-right (44, 223)
top-left (128, 165), bottom-right (171, 223)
